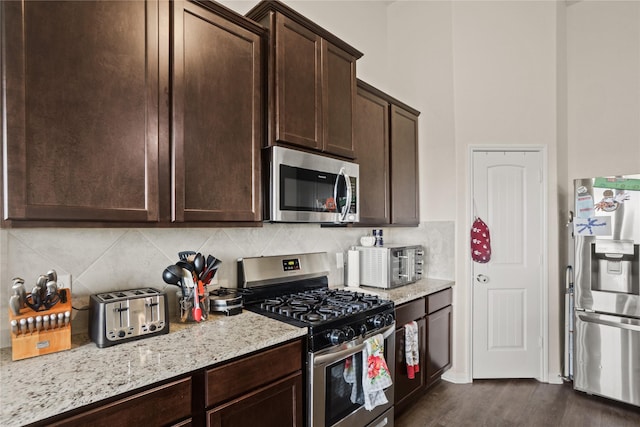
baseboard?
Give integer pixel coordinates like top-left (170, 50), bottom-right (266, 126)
top-left (441, 370), bottom-right (471, 384)
top-left (547, 372), bottom-right (564, 385)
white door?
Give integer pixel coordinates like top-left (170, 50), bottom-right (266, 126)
top-left (472, 150), bottom-right (543, 378)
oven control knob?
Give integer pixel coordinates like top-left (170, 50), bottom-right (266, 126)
top-left (343, 326), bottom-right (355, 341)
top-left (370, 315), bottom-right (385, 329)
top-left (385, 314), bottom-right (395, 326)
top-left (327, 329), bottom-right (346, 345)
top-left (359, 324), bottom-right (368, 337)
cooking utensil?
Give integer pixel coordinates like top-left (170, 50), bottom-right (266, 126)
top-left (9, 295), bottom-right (22, 316)
top-left (178, 251), bottom-right (196, 261)
top-left (193, 253), bottom-right (205, 276)
top-left (64, 311), bottom-right (71, 326)
top-left (19, 318), bottom-right (27, 334)
top-left (192, 284), bottom-right (202, 322)
top-left (46, 269), bottom-right (57, 283)
top-left (35, 315), bottom-right (42, 331)
top-left (44, 280), bottom-right (60, 309)
top-left (36, 275), bottom-right (48, 293)
top-left (10, 319), bottom-right (18, 335)
top-left (201, 257), bottom-right (222, 285)
top-left (27, 317), bottom-right (35, 333)
top-left (163, 265), bottom-right (185, 297)
top-left (11, 278), bottom-right (27, 308)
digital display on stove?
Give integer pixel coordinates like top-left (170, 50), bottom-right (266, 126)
top-left (282, 258), bottom-right (300, 271)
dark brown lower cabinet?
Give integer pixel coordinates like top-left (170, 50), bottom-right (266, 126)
top-left (394, 288), bottom-right (453, 418)
top-left (33, 339), bottom-right (303, 427)
top-left (207, 373), bottom-right (302, 427)
top-left (42, 377), bottom-right (192, 427)
top-left (426, 305), bottom-right (453, 387)
top-left (205, 339), bottom-right (304, 427)
top-left (394, 318), bottom-right (426, 414)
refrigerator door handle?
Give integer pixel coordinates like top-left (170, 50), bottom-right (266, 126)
top-left (577, 312), bottom-right (640, 332)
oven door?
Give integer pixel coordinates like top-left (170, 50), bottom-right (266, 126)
top-left (309, 324), bottom-right (395, 427)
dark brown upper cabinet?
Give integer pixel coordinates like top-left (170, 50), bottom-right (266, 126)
top-left (2, 0), bottom-right (160, 223)
top-left (390, 104), bottom-right (420, 226)
top-left (354, 87), bottom-right (390, 225)
top-left (1, 0), bottom-right (264, 226)
top-left (246, 0), bottom-right (362, 159)
top-left (355, 80), bottom-right (420, 226)
top-left (172, 0), bottom-right (263, 222)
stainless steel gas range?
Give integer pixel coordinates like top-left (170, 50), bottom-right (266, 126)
top-left (237, 252), bottom-right (395, 427)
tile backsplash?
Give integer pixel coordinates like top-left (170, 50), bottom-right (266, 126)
top-left (0, 221), bottom-right (453, 348)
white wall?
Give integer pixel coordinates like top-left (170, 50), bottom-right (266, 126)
top-left (451, 0), bottom-right (560, 383)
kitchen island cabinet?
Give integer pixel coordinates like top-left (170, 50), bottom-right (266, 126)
top-left (246, 0), bottom-right (362, 159)
top-left (2, 0), bottom-right (264, 226)
top-left (355, 80), bottom-right (420, 226)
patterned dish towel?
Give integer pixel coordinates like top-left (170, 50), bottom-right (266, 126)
top-left (362, 334), bottom-right (392, 410)
top-left (343, 354), bottom-right (364, 404)
top-left (404, 321), bottom-right (420, 379)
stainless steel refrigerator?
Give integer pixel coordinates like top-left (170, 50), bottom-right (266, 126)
top-left (568, 174), bottom-right (640, 407)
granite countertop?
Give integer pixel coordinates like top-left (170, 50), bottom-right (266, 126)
top-left (342, 277), bottom-right (455, 306)
top-left (0, 311), bottom-right (307, 427)
top-left (0, 278), bottom-right (453, 426)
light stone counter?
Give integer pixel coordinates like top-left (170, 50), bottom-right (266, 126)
top-left (0, 311), bottom-right (306, 427)
top-left (340, 277), bottom-right (455, 306)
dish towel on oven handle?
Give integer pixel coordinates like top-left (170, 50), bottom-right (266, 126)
top-left (404, 321), bottom-right (420, 379)
top-left (362, 333), bottom-right (392, 411)
top-left (343, 353), bottom-right (363, 404)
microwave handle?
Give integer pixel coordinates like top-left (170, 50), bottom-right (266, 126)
top-left (334, 167), bottom-right (351, 221)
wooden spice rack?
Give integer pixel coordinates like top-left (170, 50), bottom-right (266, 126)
top-left (9, 290), bottom-right (72, 361)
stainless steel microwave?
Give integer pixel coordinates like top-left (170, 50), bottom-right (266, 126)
top-left (265, 146), bottom-right (359, 223)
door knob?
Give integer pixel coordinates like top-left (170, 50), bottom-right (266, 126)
top-left (476, 274), bottom-right (489, 284)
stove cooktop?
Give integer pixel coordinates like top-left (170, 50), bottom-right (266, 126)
top-left (237, 253), bottom-right (395, 352)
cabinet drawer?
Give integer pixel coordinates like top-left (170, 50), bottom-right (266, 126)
top-left (205, 339), bottom-right (303, 408)
top-left (426, 288), bottom-right (452, 314)
top-left (48, 377), bottom-right (192, 427)
top-left (395, 298), bottom-right (426, 327)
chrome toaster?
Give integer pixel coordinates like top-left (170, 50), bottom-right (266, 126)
top-left (89, 287), bottom-right (169, 348)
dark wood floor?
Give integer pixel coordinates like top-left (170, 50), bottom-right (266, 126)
top-left (395, 379), bottom-right (640, 427)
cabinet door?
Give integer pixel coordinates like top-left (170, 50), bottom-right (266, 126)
top-left (275, 14), bottom-right (322, 151)
top-left (354, 87), bottom-right (390, 225)
top-left (426, 305), bottom-right (452, 387)
top-left (322, 40), bottom-right (356, 158)
top-left (390, 105), bottom-right (420, 225)
top-left (172, 1), bottom-right (262, 222)
top-left (207, 373), bottom-right (303, 427)
top-left (394, 318), bottom-right (426, 409)
top-left (2, 0), bottom-right (159, 222)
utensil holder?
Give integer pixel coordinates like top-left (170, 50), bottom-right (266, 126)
top-left (177, 290), bottom-right (208, 323)
top-left (9, 289), bottom-right (72, 361)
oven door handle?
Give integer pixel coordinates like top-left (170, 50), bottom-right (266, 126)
top-left (313, 323), bottom-right (395, 367)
